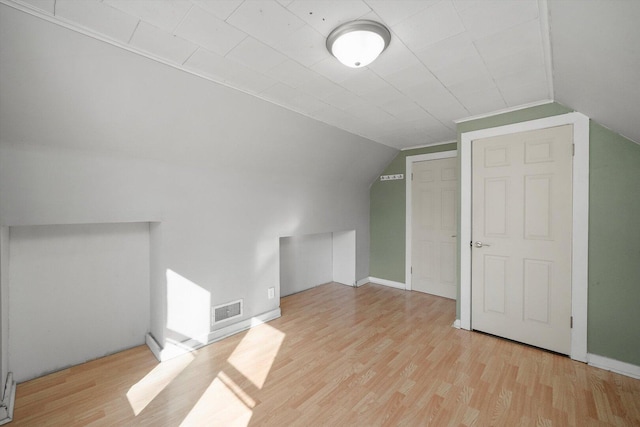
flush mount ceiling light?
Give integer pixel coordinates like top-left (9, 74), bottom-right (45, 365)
top-left (326, 20), bottom-right (391, 68)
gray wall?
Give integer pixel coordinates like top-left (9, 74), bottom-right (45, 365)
top-left (0, 5), bottom-right (396, 375)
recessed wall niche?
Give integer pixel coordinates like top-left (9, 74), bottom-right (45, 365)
top-left (279, 230), bottom-right (356, 297)
top-left (8, 222), bottom-right (151, 382)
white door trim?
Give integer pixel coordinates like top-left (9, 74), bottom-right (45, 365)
top-left (460, 112), bottom-right (589, 362)
top-left (405, 150), bottom-right (458, 291)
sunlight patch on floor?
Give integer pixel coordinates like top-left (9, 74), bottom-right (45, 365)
top-left (227, 323), bottom-right (285, 388)
top-left (126, 351), bottom-right (195, 416)
top-left (180, 374), bottom-right (253, 426)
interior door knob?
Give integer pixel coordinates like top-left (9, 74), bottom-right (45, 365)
top-left (474, 241), bottom-right (490, 248)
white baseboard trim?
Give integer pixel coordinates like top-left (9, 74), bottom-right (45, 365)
top-left (588, 353), bottom-right (640, 379)
top-left (355, 278), bottom-right (369, 287)
top-left (0, 373), bottom-right (15, 426)
top-left (146, 308), bottom-right (282, 362)
top-left (334, 281), bottom-right (353, 287)
top-left (368, 277), bottom-right (406, 290)
top-left (452, 319), bottom-right (461, 329)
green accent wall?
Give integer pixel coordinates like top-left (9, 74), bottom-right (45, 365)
top-left (588, 122), bottom-right (640, 366)
top-left (456, 103), bottom-right (573, 135)
top-left (369, 101), bottom-right (640, 366)
top-left (454, 102), bottom-right (573, 318)
top-left (369, 143), bottom-right (456, 283)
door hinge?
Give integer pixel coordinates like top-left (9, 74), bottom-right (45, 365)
top-left (411, 173), bottom-right (414, 181)
top-left (570, 316), bottom-right (573, 328)
top-left (572, 144), bottom-right (575, 156)
top-left (411, 266), bottom-right (413, 274)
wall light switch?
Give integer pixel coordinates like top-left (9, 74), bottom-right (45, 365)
top-left (268, 287), bottom-right (275, 299)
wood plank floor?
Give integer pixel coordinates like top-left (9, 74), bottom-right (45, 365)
top-left (12, 282), bottom-right (640, 426)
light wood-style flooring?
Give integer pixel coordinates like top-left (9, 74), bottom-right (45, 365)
top-left (12, 282), bottom-right (640, 426)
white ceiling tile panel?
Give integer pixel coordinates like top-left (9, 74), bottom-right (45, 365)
top-left (500, 79), bottom-right (549, 106)
top-left (296, 75), bottom-right (343, 101)
top-left (474, 19), bottom-right (542, 64)
top-left (447, 74), bottom-right (498, 99)
top-left (367, 36), bottom-right (423, 78)
top-left (495, 66), bottom-right (546, 91)
top-left (25, 0), bottom-right (572, 149)
top-left (260, 83), bottom-right (328, 113)
top-left (378, 96), bottom-right (421, 116)
top-left (453, 86), bottom-right (507, 115)
top-left (177, 48), bottom-right (226, 81)
top-left (104, 0), bottom-right (192, 32)
top-left (360, 84), bottom-right (406, 106)
top-left (383, 64), bottom-right (440, 93)
top-left (391, 1), bottom-right (465, 51)
top-left (404, 84), bottom-right (453, 111)
top-left (271, 25), bottom-right (329, 67)
top-left (184, 48), bottom-right (276, 94)
top-left (266, 60), bottom-right (318, 88)
top-left (340, 69), bottom-right (389, 96)
top-left (276, 0), bottom-right (295, 7)
top-left (129, 22), bottom-right (197, 64)
top-left (424, 125), bottom-right (456, 142)
top-left (18, 0), bottom-right (55, 15)
top-left (413, 92), bottom-right (468, 127)
top-left (399, 107), bottom-right (439, 123)
top-left (365, 0), bottom-right (439, 26)
top-left (318, 117), bottom-right (381, 143)
top-left (451, 0), bottom-right (487, 13)
top-left (384, 102), bottom-right (436, 122)
top-left (313, 109), bottom-right (369, 135)
top-left (429, 55), bottom-right (493, 89)
top-left (458, 0), bottom-right (539, 40)
top-left (322, 89), bottom-right (369, 111)
top-left (495, 68), bottom-right (548, 102)
top-left (286, 0), bottom-right (371, 36)
top-left (414, 32), bottom-right (477, 73)
top-left (310, 57), bottom-right (361, 84)
top-left (343, 103), bottom-right (396, 124)
top-left (191, 0), bottom-right (244, 21)
top-left (226, 0), bottom-right (306, 47)
top-left (484, 46), bottom-right (545, 80)
top-left (55, 0), bottom-right (139, 43)
top-left (229, 71), bottom-right (278, 95)
top-left (403, 113), bottom-right (443, 131)
top-left (225, 37), bottom-right (288, 72)
top-left (174, 6), bottom-right (247, 56)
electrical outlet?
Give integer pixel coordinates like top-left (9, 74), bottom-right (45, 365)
top-left (268, 287), bottom-right (275, 299)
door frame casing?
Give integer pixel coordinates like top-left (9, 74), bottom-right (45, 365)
top-left (460, 112), bottom-right (589, 362)
top-left (405, 150), bottom-right (458, 291)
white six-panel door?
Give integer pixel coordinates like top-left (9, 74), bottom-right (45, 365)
top-left (411, 158), bottom-right (457, 299)
top-left (471, 125), bottom-right (573, 354)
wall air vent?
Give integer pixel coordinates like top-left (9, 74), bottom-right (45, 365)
top-left (212, 299), bottom-right (243, 324)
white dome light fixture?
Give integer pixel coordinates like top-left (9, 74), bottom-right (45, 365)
top-left (326, 20), bottom-right (391, 68)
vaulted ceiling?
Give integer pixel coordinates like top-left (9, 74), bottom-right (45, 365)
top-left (5, 0), bottom-right (640, 148)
